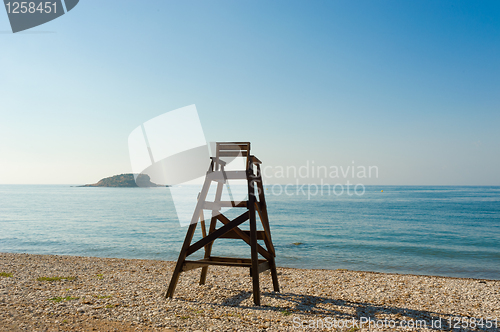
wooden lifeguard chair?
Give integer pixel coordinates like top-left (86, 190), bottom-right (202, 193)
top-left (166, 142), bottom-right (279, 305)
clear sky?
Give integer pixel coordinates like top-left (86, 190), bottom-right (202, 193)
top-left (1, 0), bottom-right (499, 185)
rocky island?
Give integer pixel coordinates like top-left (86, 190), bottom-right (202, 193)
top-left (79, 173), bottom-right (164, 187)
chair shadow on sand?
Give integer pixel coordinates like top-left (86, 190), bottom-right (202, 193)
top-left (180, 290), bottom-right (466, 331)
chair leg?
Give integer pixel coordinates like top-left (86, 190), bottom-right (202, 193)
top-left (255, 172), bottom-right (279, 293)
top-left (166, 222), bottom-right (197, 298)
top-left (199, 180), bottom-right (224, 285)
top-left (248, 184), bottom-right (260, 306)
top-left (199, 215), bottom-right (217, 285)
top-left (269, 257), bottom-right (280, 292)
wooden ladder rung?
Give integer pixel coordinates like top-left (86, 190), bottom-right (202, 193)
top-left (209, 256), bottom-right (265, 264)
top-left (182, 256), bottom-right (267, 272)
top-left (208, 171), bottom-right (248, 181)
top-left (204, 201), bottom-right (247, 210)
top-left (219, 229), bottom-right (266, 240)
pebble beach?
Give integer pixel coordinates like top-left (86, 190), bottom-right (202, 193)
top-left (1, 252), bottom-right (499, 331)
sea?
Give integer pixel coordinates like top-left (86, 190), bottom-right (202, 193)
top-left (1, 185), bottom-right (499, 280)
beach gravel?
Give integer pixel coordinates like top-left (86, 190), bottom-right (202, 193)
top-left (0, 252), bottom-right (499, 331)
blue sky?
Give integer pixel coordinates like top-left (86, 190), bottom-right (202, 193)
top-left (1, 0), bottom-right (499, 185)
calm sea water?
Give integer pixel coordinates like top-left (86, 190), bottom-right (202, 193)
top-left (1, 185), bottom-right (499, 280)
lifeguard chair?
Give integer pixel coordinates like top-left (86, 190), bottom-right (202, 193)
top-left (166, 142), bottom-right (279, 305)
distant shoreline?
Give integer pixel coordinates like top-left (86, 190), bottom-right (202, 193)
top-left (78, 173), bottom-right (168, 188)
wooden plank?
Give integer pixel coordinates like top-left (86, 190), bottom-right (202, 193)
top-left (255, 168), bottom-right (275, 257)
top-left (186, 211), bottom-right (249, 256)
top-left (184, 261), bottom-right (206, 272)
top-left (219, 229), bottom-right (266, 240)
top-left (249, 155), bottom-right (262, 164)
top-left (184, 260), bottom-right (251, 271)
top-left (258, 261), bottom-right (270, 274)
top-left (255, 201), bottom-right (275, 257)
top-left (200, 209), bottom-right (207, 238)
top-left (254, 165), bottom-right (279, 291)
top-left (199, 214), bottom-right (217, 285)
top-left (166, 222), bottom-right (197, 298)
top-left (248, 174), bottom-right (261, 306)
top-left (208, 171), bottom-right (247, 181)
top-left (207, 256), bottom-right (266, 264)
top-left (269, 257), bottom-right (280, 292)
top-left (186, 257), bottom-right (268, 272)
top-left (218, 150), bottom-right (249, 157)
top-left (217, 143), bottom-right (250, 150)
top-left (190, 259), bottom-right (251, 267)
top-left (222, 141), bottom-right (251, 145)
top-left (217, 142), bottom-right (250, 146)
top-left (204, 201), bottom-right (247, 210)
top-left (198, 179), bottom-right (224, 283)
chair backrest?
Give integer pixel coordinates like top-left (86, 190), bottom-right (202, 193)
top-left (215, 142), bottom-right (251, 170)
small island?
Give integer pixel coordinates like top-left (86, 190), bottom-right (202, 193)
top-left (79, 173), bottom-right (165, 187)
